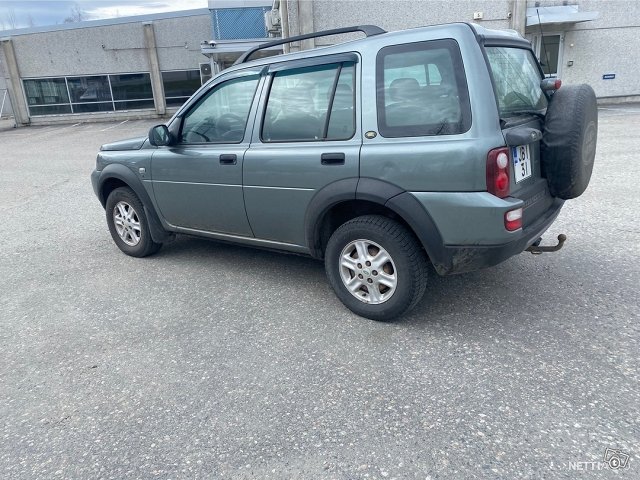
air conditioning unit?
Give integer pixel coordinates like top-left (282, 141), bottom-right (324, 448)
top-left (265, 8), bottom-right (281, 37)
top-left (200, 63), bottom-right (212, 85)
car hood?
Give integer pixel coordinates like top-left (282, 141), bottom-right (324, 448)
top-left (100, 136), bottom-right (147, 151)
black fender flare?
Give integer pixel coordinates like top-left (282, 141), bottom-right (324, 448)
top-left (304, 177), bottom-right (358, 257)
top-left (304, 177), bottom-right (450, 274)
top-left (96, 164), bottom-right (170, 243)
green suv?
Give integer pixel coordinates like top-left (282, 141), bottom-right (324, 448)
top-left (91, 23), bottom-right (598, 320)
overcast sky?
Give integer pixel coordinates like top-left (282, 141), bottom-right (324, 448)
top-left (0, 0), bottom-right (208, 30)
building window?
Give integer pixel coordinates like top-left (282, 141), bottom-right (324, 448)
top-left (162, 70), bottom-right (201, 107)
top-left (110, 73), bottom-right (155, 110)
top-left (23, 73), bottom-right (154, 116)
top-left (67, 75), bottom-right (113, 113)
top-left (23, 78), bottom-right (72, 114)
top-left (538, 34), bottom-right (562, 77)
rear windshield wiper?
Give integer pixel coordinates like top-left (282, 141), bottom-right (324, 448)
top-left (517, 110), bottom-right (546, 119)
top-left (500, 110), bottom-right (546, 128)
top-left (505, 110), bottom-right (546, 120)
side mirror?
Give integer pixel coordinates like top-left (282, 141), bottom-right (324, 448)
top-left (148, 124), bottom-right (172, 146)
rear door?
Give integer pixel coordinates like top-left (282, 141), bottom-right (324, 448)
top-left (484, 46), bottom-right (553, 222)
top-left (243, 55), bottom-right (361, 246)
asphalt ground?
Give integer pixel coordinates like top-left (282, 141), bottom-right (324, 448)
top-left (0, 107), bottom-right (639, 479)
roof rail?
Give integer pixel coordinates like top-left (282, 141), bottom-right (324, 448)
top-left (232, 25), bottom-right (386, 66)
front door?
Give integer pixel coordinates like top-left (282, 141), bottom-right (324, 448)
top-left (243, 57), bottom-right (361, 247)
top-left (150, 71), bottom-right (261, 235)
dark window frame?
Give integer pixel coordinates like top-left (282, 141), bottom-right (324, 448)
top-left (259, 61), bottom-right (357, 144)
top-left (482, 45), bottom-right (548, 119)
top-left (376, 39), bottom-right (472, 138)
top-left (177, 74), bottom-right (261, 146)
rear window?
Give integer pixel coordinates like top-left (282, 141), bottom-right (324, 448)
top-left (485, 47), bottom-right (548, 117)
top-left (376, 39), bottom-right (471, 138)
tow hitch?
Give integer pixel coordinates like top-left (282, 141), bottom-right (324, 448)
top-left (526, 234), bottom-right (567, 255)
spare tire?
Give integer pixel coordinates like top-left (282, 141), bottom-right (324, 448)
top-left (541, 84), bottom-right (598, 199)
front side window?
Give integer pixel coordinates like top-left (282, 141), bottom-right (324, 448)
top-left (180, 74), bottom-right (259, 144)
top-left (377, 39), bottom-right (471, 137)
top-left (262, 62), bottom-right (356, 142)
top-left (485, 46), bottom-right (548, 117)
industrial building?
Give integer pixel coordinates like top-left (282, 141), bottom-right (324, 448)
top-left (0, 1), bottom-right (275, 126)
top-left (1, 0), bottom-right (638, 126)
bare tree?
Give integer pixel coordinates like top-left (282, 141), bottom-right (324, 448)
top-left (2, 8), bottom-right (18, 29)
top-left (63, 3), bottom-right (85, 23)
top-left (26, 13), bottom-right (36, 28)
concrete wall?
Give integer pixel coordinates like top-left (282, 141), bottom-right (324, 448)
top-left (285, 0), bottom-right (513, 48)
top-left (527, 0), bottom-right (640, 100)
top-left (0, 61), bottom-right (14, 117)
top-left (7, 15), bottom-right (209, 78)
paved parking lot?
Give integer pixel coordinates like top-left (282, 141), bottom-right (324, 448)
top-left (1, 108), bottom-right (639, 479)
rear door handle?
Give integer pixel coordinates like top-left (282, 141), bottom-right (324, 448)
top-left (321, 153), bottom-right (345, 165)
top-left (219, 154), bottom-right (237, 165)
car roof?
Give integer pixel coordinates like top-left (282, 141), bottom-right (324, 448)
top-left (219, 22), bottom-right (525, 76)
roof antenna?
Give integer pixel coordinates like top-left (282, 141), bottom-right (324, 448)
top-left (536, 8), bottom-right (552, 76)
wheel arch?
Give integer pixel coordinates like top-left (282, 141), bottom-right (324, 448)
top-left (96, 164), bottom-right (170, 243)
top-left (305, 178), bottom-right (451, 274)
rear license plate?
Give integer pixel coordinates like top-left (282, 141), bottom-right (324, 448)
top-left (512, 145), bottom-right (532, 183)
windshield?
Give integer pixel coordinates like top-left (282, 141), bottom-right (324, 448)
top-left (485, 46), bottom-right (547, 117)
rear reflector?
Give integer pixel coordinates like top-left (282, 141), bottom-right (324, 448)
top-left (505, 208), bottom-right (523, 231)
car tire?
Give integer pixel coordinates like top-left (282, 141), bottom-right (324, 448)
top-left (105, 187), bottom-right (162, 257)
top-left (541, 84), bottom-right (598, 200)
top-left (325, 215), bottom-right (428, 321)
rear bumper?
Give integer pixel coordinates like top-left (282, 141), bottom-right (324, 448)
top-left (438, 198), bottom-right (564, 274)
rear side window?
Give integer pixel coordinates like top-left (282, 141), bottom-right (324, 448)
top-left (485, 47), bottom-right (548, 117)
top-left (262, 62), bottom-right (355, 142)
top-left (376, 39), bottom-right (471, 138)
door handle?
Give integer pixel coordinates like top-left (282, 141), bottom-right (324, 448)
top-left (321, 153), bottom-right (345, 165)
top-left (219, 154), bottom-right (237, 165)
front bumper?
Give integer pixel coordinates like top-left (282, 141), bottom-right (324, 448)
top-left (91, 169), bottom-right (101, 201)
top-left (438, 198), bottom-right (564, 275)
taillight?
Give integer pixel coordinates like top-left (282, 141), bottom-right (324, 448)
top-left (505, 208), bottom-right (523, 231)
top-left (486, 147), bottom-right (510, 198)
top-left (541, 78), bottom-right (562, 91)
